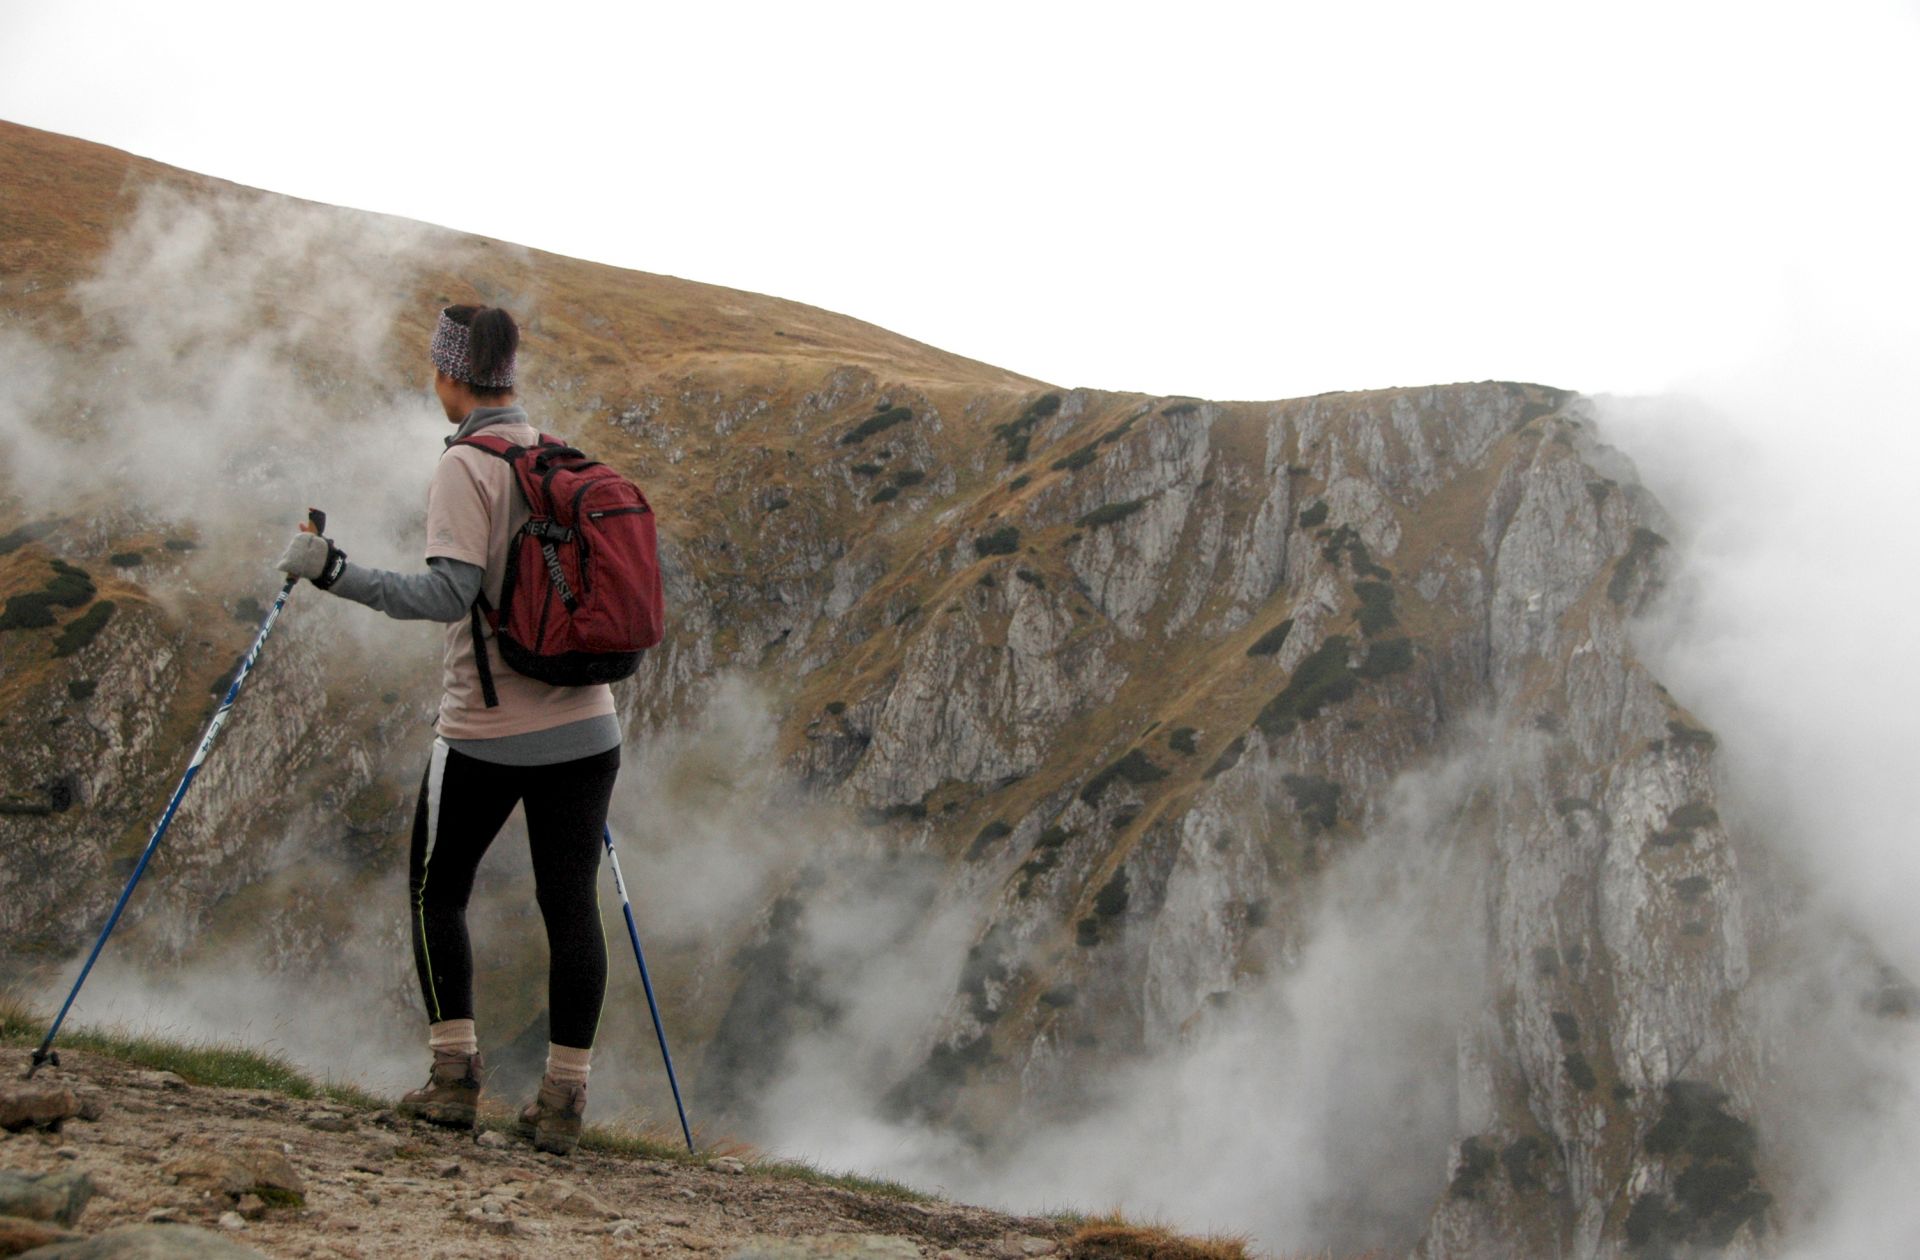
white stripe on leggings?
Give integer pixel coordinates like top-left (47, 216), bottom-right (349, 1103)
top-left (424, 737), bottom-right (450, 859)
top-left (417, 737), bottom-right (452, 1020)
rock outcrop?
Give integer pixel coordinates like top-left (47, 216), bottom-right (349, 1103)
top-left (0, 120), bottom-right (1788, 1257)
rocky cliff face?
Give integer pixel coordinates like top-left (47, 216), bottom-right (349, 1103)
top-left (0, 122), bottom-right (1782, 1258)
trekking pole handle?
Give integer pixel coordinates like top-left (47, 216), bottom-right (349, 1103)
top-left (307, 508), bottom-right (327, 535)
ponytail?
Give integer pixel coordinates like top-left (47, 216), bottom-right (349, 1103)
top-left (467, 308), bottom-right (519, 394)
top-left (435, 304), bottom-right (519, 396)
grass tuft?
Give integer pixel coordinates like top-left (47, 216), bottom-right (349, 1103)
top-left (0, 996), bottom-right (380, 1110)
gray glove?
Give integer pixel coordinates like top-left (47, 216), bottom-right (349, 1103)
top-left (277, 531), bottom-right (348, 589)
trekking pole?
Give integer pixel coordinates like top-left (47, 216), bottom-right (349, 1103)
top-left (26, 509), bottom-right (327, 1079)
top-left (603, 824), bottom-right (695, 1152)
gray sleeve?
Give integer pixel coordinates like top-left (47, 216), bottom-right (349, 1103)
top-left (326, 556), bottom-right (484, 623)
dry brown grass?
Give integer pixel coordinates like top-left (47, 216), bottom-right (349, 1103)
top-left (1061, 1213), bottom-right (1389, 1260)
top-left (1064, 1220), bottom-right (1251, 1260)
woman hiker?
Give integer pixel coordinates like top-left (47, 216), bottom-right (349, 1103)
top-left (276, 304), bottom-right (617, 1155)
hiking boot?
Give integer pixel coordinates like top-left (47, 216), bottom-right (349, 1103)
top-left (396, 1049), bottom-right (483, 1129)
top-left (516, 1078), bottom-right (586, 1155)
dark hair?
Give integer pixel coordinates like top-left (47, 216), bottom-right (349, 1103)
top-left (443, 304), bottom-right (520, 397)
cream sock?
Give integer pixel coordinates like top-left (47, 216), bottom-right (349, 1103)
top-left (428, 1019), bottom-right (478, 1057)
top-left (545, 1043), bottom-right (591, 1087)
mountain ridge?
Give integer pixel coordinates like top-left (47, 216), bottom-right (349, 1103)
top-left (0, 122), bottom-right (1787, 1259)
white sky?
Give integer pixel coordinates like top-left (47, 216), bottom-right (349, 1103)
top-left (3, 0), bottom-right (1914, 401)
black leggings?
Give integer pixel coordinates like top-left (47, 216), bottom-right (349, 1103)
top-left (407, 741), bottom-right (619, 1049)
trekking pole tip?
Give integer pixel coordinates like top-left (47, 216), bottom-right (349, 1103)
top-left (23, 1047), bottom-right (58, 1079)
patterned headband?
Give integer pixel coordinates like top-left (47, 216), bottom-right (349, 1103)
top-left (430, 309), bottom-right (516, 390)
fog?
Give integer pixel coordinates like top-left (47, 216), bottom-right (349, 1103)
top-left (1597, 303), bottom-right (1920, 1257)
top-left (8, 174), bottom-right (1920, 1258)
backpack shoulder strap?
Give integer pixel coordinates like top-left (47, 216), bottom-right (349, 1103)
top-left (450, 433), bottom-right (523, 461)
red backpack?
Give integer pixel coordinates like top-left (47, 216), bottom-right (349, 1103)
top-left (452, 432), bottom-right (664, 706)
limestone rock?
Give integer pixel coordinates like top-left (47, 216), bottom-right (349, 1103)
top-left (732, 1234), bottom-right (924, 1260)
top-left (0, 1082), bottom-right (79, 1131)
top-left (11, 1223), bottom-right (270, 1258)
top-left (162, 1142), bottom-right (304, 1200)
top-left (0, 1170), bottom-right (93, 1227)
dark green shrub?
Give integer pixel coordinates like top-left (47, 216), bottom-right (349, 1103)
top-left (1563, 1052), bottom-right (1598, 1091)
top-left (1168, 726), bottom-right (1198, 755)
top-left (1007, 474), bottom-right (1031, 491)
top-left (1075, 500), bottom-right (1145, 528)
top-left (1015, 568), bottom-right (1044, 587)
top-left (1357, 637), bottom-right (1414, 678)
top-left (1282, 773), bottom-right (1341, 831)
top-left (871, 486), bottom-right (900, 504)
top-left (1608, 527), bottom-right (1669, 604)
top-left (1204, 736), bottom-right (1246, 779)
top-left (1354, 581), bottom-right (1396, 636)
top-left (1080, 749), bottom-right (1169, 804)
top-left (991, 392), bottom-right (1062, 463)
top-left (1650, 799), bottom-right (1718, 846)
top-left (1670, 802), bottom-right (1719, 829)
top-left (0, 596), bottom-right (57, 631)
top-left (840, 406), bottom-right (914, 445)
top-left (892, 604), bottom-right (919, 625)
top-left (1075, 917), bottom-right (1101, 947)
top-left (1051, 445), bottom-right (1098, 473)
top-left (1161, 401), bottom-right (1199, 418)
top-left (1674, 875), bottom-right (1711, 902)
top-left (851, 463), bottom-right (882, 477)
top-left (1320, 525), bottom-right (1390, 580)
top-left (0, 521), bottom-right (56, 555)
top-left (1551, 1011), bottom-right (1580, 1042)
top-left (1038, 984), bottom-right (1078, 1009)
top-left (1667, 720), bottom-right (1717, 750)
top-left (110, 551), bottom-right (145, 568)
top-left (1246, 619), bottom-right (1294, 657)
top-left (967, 820), bottom-right (1013, 860)
top-left (53, 600), bottom-right (115, 657)
top-left (892, 468), bottom-right (926, 488)
top-left (1298, 501), bottom-right (1329, 529)
top-left (1450, 1137), bottom-right (1496, 1200)
top-left (1501, 1135), bottom-right (1552, 1193)
top-left (1633, 1080), bottom-right (1771, 1251)
top-left (1093, 869), bottom-right (1130, 918)
top-left (1016, 831), bottom-right (1069, 896)
top-left (765, 495), bottom-right (791, 511)
top-left (825, 700), bottom-right (847, 715)
top-left (1254, 636), bottom-right (1356, 736)
top-left (2, 560), bottom-right (97, 631)
top-left (67, 678), bottom-right (97, 701)
top-left (1098, 412), bottom-right (1142, 446)
top-left (975, 526), bottom-right (1020, 556)
top-left (163, 538), bottom-right (197, 552)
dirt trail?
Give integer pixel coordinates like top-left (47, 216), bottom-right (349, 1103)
top-left (0, 1048), bottom-right (1071, 1259)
